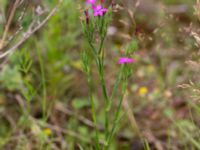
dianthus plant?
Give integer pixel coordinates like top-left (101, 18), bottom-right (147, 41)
top-left (81, 0), bottom-right (136, 149)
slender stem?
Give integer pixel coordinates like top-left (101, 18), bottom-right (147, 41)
top-left (89, 37), bottom-right (111, 142)
top-left (0, 0), bottom-right (20, 49)
top-left (98, 36), bottom-right (105, 55)
top-left (110, 66), bottom-right (123, 101)
top-left (105, 78), bottom-right (128, 150)
top-left (87, 71), bottom-right (101, 150)
top-left (97, 57), bottom-right (109, 105)
top-left (89, 42), bottom-right (97, 56)
top-left (86, 15), bottom-right (111, 148)
top-left (123, 96), bottom-right (142, 138)
top-left (96, 55), bottom-right (111, 142)
top-left (36, 48), bottom-right (47, 120)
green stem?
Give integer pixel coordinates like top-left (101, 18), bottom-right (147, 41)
top-left (110, 66), bottom-right (123, 101)
top-left (89, 42), bottom-right (98, 56)
top-left (87, 20), bottom-right (110, 148)
top-left (36, 48), bottom-right (47, 120)
top-left (87, 72), bottom-right (101, 150)
top-left (96, 56), bottom-right (111, 141)
top-left (98, 36), bottom-right (105, 55)
top-left (105, 78), bottom-right (128, 150)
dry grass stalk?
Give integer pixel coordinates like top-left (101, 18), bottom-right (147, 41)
top-left (0, 0), bottom-right (63, 61)
top-left (194, 0), bottom-right (200, 21)
top-left (0, 0), bottom-right (21, 49)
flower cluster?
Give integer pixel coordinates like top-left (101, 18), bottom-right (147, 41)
top-left (86, 0), bottom-right (107, 17)
top-left (93, 4), bottom-right (107, 16)
top-left (84, 0), bottom-right (135, 65)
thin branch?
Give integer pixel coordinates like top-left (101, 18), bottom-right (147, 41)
top-left (55, 102), bottom-right (103, 130)
top-left (0, 1), bottom-right (62, 59)
top-left (0, 0), bottom-right (21, 49)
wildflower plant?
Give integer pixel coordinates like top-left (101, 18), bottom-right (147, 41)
top-left (81, 0), bottom-right (137, 149)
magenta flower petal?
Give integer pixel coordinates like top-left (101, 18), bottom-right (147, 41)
top-left (94, 12), bottom-right (99, 16)
top-left (86, 0), bottom-right (96, 5)
top-left (101, 8), bottom-right (107, 12)
top-left (92, 4), bottom-right (107, 16)
top-left (95, 4), bottom-right (102, 10)
top-left (118, 57), bottom-right (135, 64)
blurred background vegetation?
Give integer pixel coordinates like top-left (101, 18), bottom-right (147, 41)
top-left (0, 0), bottom-right (200, 149)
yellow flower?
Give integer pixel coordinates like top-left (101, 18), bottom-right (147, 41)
top-left (138, 86), bottom-right (148, 97)
top-left (43, 128), bottom-right (52, 136)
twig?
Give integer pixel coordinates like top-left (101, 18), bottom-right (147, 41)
top-left (0, 1), bottom-right (62, 59)
top-left (122, 95), bottom-right (141, 137)
top-left (0, 0), bottom-right (21, 49)
top-left (55, 102), bottom-right (103, 130)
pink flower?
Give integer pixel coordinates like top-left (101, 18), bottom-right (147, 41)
top-left (93, 4), bottom-right (107, 16)
top-left (86, 0), bottom-right (96, 5)
top-left (118, 57), bottom-right (135, 64)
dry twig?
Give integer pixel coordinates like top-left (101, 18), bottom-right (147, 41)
top-left (0, 0), bottom-right (62, 60)
top-left (0, 0), bottom-right (21, 49)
